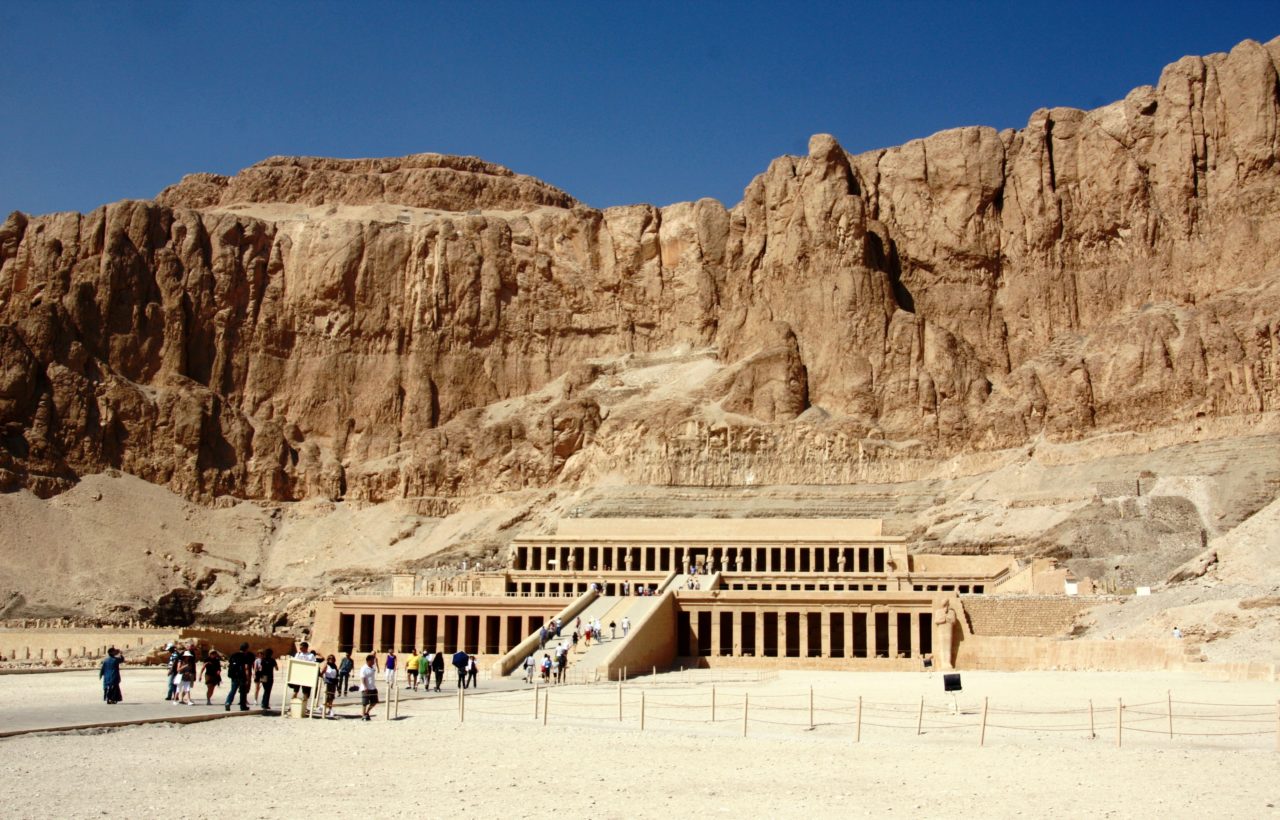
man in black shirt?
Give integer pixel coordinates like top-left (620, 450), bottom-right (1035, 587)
top-left (224, 642), bottom-right (255, 711)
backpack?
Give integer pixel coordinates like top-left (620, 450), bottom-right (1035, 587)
top-left (227, 654), bottom-right (245, 680)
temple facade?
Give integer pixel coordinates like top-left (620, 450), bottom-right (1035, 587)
top-left (312, 518), bottom-right (1065, 675)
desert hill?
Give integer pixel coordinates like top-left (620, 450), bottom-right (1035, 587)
top-left (0, 37), bottom-right (1278, 652)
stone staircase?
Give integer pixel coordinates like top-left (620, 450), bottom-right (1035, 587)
top-left (507, 594), bottom-right (663, 682)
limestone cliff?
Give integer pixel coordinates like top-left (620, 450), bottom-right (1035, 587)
top-left (1, 38), bottom-right (1278, 505)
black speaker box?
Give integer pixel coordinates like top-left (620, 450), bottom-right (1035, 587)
top-left (943, 673), bottom-right (962, 692)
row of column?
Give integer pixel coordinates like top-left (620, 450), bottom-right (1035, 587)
top-left (679, 608), bottom-right (933, 660)
top-left (340, 611), bottom-right (549, 656)
top-left (518, 544), bottom-right (886, 574)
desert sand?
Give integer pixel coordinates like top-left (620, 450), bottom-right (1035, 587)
top-left (2, 668), bottom-right (1276, 818)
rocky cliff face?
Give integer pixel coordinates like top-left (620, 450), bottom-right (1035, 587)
top-left (1, 38), bottom-right (1278, 504)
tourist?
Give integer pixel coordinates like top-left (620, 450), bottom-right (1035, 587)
top-left (338, 653), bottom-right (354, 695)
top-left (451, 650), bottom-right (468, 689)
top-left (431, 649), bottom-right (445, 691)
top-left (541, 653), bottom-right (552, 682)
top-left (174, 650), bottom-right (196, 705)
top-left (359, 654), bottom-right (378, 721)
top-left (467, 655), bottom-right (478, 688)
top-left (163, 643), bottom-right (179, 701)
top-left (98, 646), bottom-right (123, 704)
top-left (583, 624), bottom-right (592, 648)
top-left (571, 630), bottom-right (579, 653)
top-left (250, 650), bottom-right (264, 704)
top-left (609, 620), bottom-right (617, 640)
top-left (538, 625), bottom-right (547, 649)
top-left (202, 649), bottom-right (222, 705)
top-left (224, 642), bottom-right (254, 712)
top-left (260, 648), bottom-right (277, 711)
top-left (555, 647), bottom-right (567, 683)
top-left (406, 650), bottom-right (419, 690)
top-left (384, 650), bottom-right (397, 687)
top-left (523, 653), bottom-right (535, 683)
top-left (1173, 626), bottom-right (1183, 639)
top-left (621, 616), bottom-right (631, 637)
top-left (417, 651), bottom-right (430, 691)
top-left (322, 655), bottom-right (339, 718)
top-left (593, 618), bottom-right (602, 640)
top-left (554, 616), bottom-right (563, 636)
top-left (291, 641), bottom-right (317, 705)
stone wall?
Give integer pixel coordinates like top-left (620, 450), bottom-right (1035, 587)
top-left (961, 596), bottom-right (1094, 637)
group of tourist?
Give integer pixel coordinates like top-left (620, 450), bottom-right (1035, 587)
top-left (160, 641), bottom-right (276, 711)
top-left (382, 649), bottom-right (481, 692)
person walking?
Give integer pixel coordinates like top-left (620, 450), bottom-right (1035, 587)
top-left (452, 651), bottom-right (468, 689)
top-left (466, 655), bottom-right (479, 689)
top-left (523, 653), bottom-right (535, 684)
top-left (322, 655), bottom-right (340, 718)
top-left (99, 647), bottom-right (123, 704)
top-left (163, 643), bottom-right (179, 701)
top-left (259, 648), bottom-right (278, 711)
top-left (250, 650), bottom-right (264, 705)
top-left (431, 650), bottom-right (445, 692)
top-left (541, 653), bottom-right (552, 683)
top-left (175, 650), bottom-right (196, 705)
top-left (224, 642), bottom-right (254, 712)
top-left (384, 650), bottom-right (398, 687)
top-left (406, 650), bottom-right (420, 690)
top-left (337, 653), bottom-right (354, 696)
top-left (622, 616), bottom-right (631, 637)
top-left (417, 651), bottom-right (430, 690)
top-left (359, 654), bottom-right (378, 721)
top-left (609, 620), bottom-right (617, 640)
top-left (202, 650), bottom-right (222, 705)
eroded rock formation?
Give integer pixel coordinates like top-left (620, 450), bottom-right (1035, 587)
top-left (1, 38), bottom-right (1278, 503)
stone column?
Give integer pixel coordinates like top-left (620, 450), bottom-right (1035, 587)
top-left (732, 610), bottom-right (743, 657)
top-left (779, 611), bottom-right (789, 658)
top-left (799, 611), bottom-right (810, 658)
top-left (820, 610), bottom-right (832, 658)
top-left (887, 610), bottom-right (899, 659)
top-left (755, 608), bottom-right (766, 658)
top-left (372, 613), bottom-right (383, 653)
top-left (842, 611), bottom-right (854, 659)
top-left (688, 608), bottom-right (700, 655)
top-left (866, 610), bottom-right (877, 659)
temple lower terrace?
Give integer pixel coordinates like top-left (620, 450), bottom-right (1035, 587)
top-left (313, 518), bottom-right (1150, 677)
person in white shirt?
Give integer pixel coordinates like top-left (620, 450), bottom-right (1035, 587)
top-left (621, 616), bottom-right (631, 637)
top-left (291, 641), bottom-right (318, 704)
top-left (359, 654), bottom-right (379, 721)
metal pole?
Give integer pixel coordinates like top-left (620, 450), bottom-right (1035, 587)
top-left (742, 692), bottom-right (748, 738)
top-left (1117, 698), bottom-right (1123, 748)
top-left (1167, 690), bottom-right (1173, 739)
top-left (459, 686), bottom-right (465, 723)
top-left (809, 686), bottom-right (814, 729)
top-left (979, 697), bottom-right (988, 747)
top-left (916, 695), bottom-right (924, 735)
top-left (542, 688), bottom-right (549, 726)
top-left (712, 685), bottom-right (717, 723)
top-left (618, 682), bottom-right (623, 722)
top-left (1089, 699), bottom-right (1095, 739)
top-left (855, 695), bottom-right (862, 743)
top-left (640, 690), bottom-right (646, 731)
top-left (534, 683), bottom-right (540, 720)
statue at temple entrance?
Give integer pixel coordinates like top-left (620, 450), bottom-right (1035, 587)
top-left (933, 600), bottom-right (958, 669)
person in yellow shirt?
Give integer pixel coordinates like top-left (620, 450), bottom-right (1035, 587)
top-left (406, 651), bottom-right (420, 690)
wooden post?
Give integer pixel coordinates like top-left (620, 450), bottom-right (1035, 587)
top-left (1117, 698), bottom-right (1123, 748)
top-left (809, 686), bottom-right (815, 729)
top-left (743, 692), bottom-right (749, 738)
top-left (534, 683), bottom-right (540, 719)
top-left (618, 682), bottom-right (623, 722)
top-left (1089, 699), bottom-right (1095, 739)
top-left (458, 686), bottom-right (465, 723)
top-left (712, 685), bottom-right (717, 723)
top-left (855, 695), bottom-right (862, 743)
top-left (640, 690), bottom-right (646, 731)
top-left (623, 666), bottom-right (627, 682)
top-left (393, 684), bottom-right (400, 719)
top-left (979, 697), bottom-right (989, 746)
top-left (542, 689), bottom-right (549, 726)
top-left (916, 695), bottom-right (924, 735)
top-left (1167, 690), bottom-right (1173, 739)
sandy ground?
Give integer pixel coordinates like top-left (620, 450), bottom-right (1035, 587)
top-left (2, 669), bottom-right (1276, 818)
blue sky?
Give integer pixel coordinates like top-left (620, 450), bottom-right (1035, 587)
top-left (1, 2), bottom-right (1275, 215)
